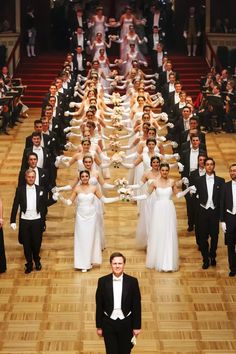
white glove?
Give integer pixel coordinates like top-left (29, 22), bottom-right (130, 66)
top-left (173, 153), bottom-right (180, 161)
top-left (221, 222), bottom-right (227, 233)
top-left (171, 141), bottom-right (178, 148)
top-left (158, 136), bottom-right (166, 142)
top-left (197, 31), bottom-right (201, 37)
top-left (74, 92), bottom-right (79, 97)
top-left (10, 223), bottom-right (17, 230)
top-left (87, 40), bottom-right (91, 45)
top-left (155, 73), bottom-right (159, 80)
top-left (69, 102), bottom-right (76, 108)
top-left (64, 111), bottom-right (70, 117)
top-left (52, 192), bottom-right (59, 201)
top-left (131, 335), bottom-right (137, 345)
top-left (64, 127), bottom-right (71, 133)
top-left (182, 177), bottom-right (189, 186)
top-left (183, 31), bottom-right (187, 39)
top-left (189, 185), bottom-right (197, 194)
top-left (150, 85), bottom-right (156, 90)
top-left (143, 36), bottom-right (148, 43)
top-left (150, 79), bottom-right (156, 85)
top-left (167, 122), bottom-right (174, 128)
top-left (177, 162), bottom-right (184, 172)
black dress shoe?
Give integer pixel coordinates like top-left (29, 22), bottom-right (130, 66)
top-left (229, 271), bottom-right (236, 277)
top-left (202, 261), bottom-right (209, 269)
top-left (210, 258), bottom-right (216, 266)
top-left (187, 226), bottom-right (194, 232)
top-left (35, 261), bottom-right (42, 271)
top-left (25, 265), bottom-right (33, 274)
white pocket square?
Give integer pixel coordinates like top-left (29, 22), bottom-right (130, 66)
top-left (40, 191), bottom-right (43, 196)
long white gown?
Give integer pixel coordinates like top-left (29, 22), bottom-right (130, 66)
top-left (146, 187), bottom-right (179, 272)
top-left (74, 193), bottom-right (102, 270)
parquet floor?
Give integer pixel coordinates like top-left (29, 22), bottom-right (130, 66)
top-left (0, 109), bottom-right (236, 354)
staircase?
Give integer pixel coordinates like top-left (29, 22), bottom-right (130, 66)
top-left (15, 52), bottom-right (65, 108)
top-left (169, 55), bottom-right (209, 100)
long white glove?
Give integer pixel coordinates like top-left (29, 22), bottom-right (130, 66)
top-left (101, 196), bottom-right (119, 203)
top-left (52, 185), bottom-right (72, 193)
top-left (181, 177), bottom-right (189, 186)
top-left (103, 183), bottom-right (116, 190)
top-left (10, 223), bottom-right (17, 230)
top-left (127, 181), bottom-right (144, 190)
top-left (132, 194), bottom-right (147, 201)
top-left (221, 222), bottom-right (227, 233)
top-left (176, 185), bottom-right (196, 199)
top-left (58, 195), bottom-right (72, 206)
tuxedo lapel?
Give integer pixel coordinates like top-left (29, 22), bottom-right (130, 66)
top-left (121, 274), bottom-right (129, 307)
top-left (227, 181), bottom-right (233, 208)
top-left (106, 274), bottom-right (114, 308)
top-left (23, 185), bottom-right (27, 211)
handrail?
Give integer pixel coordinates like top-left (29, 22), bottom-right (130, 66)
top-left (6, 35), bottom-right (21, 74)
top-left (205, 34), bottom-right (222, 71)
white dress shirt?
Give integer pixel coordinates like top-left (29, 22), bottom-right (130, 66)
top-left (199, 168), bottom-right (206, 177)
top-left (76, 53), bottom-right (84, 71)
top-left (153, 33), bottom-right (159, 49)
top-left (183, 118), bottom-right (190, 131)
top-left (169, 82), bottom-right (175, 93)
top-left (110, 274), bottom-right (125, 320)
top-left (33, 146), bottom-right (44, 168)
top-left (21, 185), bottom-right (41, 220)
top-left (190, 148), bottom-right (199, 172)
top-left (205, 174), bottom-right (215, 209)
top-left (77, 16), bottom-right (82, 27)
top-left (32, 167), bottom-right (39, 185)
top-left (153, 12), bottom-right (160, 27)
top-left (76, 34), bottom-right (84, 49)
top-left (174, 92), bottom-right (180, 104)
top-left (157, 52), bottom-right (163, 67)
top-left (232, 180), bottom-right (236, 214)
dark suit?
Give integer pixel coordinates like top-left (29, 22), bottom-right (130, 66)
top-left (0, 228), bottom-right (6, 273)
top-left (96, 273), bottom-right (141, 354)
top-left (180, 148), bottom-right (206, 229)
top-left (25, 133), bottom-right (51, 150)
top-left (195, 174), bottom-right (225, 262)
top-left (73, 52), bottom-right (87, 76)
top-left (220, 181), bottom-right (236, 272)
top-left (10, 185), bottom-right (47, 265)
top-left (18, 167), bottom-right (49, 189)
top-left (21, 146), bottom-right (50, 171)
top-left (189, 169), bottom-right (205, 245)
top-left (181, 141), bottom-right (207, 154)
top-left (180, 129), bottom-right (206, 146)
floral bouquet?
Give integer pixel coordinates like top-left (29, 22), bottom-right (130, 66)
top-left (117, 187), bottom-right (134, 202)
top-left (112, 120), bottom-right (124, 131)
top-left (114, 178), bottom-right (128, 189)
top-left (111, 151), bottom-right (125, 168)
top-left (109, 134), bottom-right (120, 141)
top-left (109, 140), bottom-right (121, 152)
top-left (113, 106), bottom-right (124, 115)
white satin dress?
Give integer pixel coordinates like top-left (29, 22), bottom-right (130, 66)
top-left (146, 187), bottom-right (179, 272)
top-left (74, 193), bottom-right (102, 270)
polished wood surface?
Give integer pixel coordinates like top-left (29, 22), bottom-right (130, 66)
top-left (0, 109), bottom-right (236, 354)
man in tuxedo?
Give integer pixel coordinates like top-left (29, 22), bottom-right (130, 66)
top-left (18, 152), bottom-right (49, 188)
top-left (159, 61), bottom-right (179, 88)
top-left (25, 119), bottom-right (51, 150)
top-left (96, 252), bottom-right (141, 354)
top-left (181, 135), bottom-right (206, 231)
top-left (21, 132), bottom-right (51, 172)
top-left (180, 116), bottom-right (206, 148)
top-left (73, 45), bottom-right (87, 77)
top-left (220, 164), bottom-right (236, 276)
top-left (10, 169), bottom-right (47, 273)
top-left (189, 154), bottom-right (207, 246)
top-left (194, 158), bottom-right (225, 269)
top-left (70, 26), bottom-right (87, 52)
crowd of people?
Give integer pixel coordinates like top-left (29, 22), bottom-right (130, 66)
top-left (0, 2), bottom-right (236, 281)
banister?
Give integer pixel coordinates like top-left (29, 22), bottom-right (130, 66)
top-left (205, 34), bottom-right (222, 71)
top-left (6, 35), bottom-right (21, 74)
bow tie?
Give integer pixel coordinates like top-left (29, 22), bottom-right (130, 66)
top-left (207, 176), bottom-right (214, 180)
top-left (113, 278), bottom-right (121, 282)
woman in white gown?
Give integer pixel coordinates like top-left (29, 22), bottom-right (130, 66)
top-left (55, 170), bottom-right (119, 272)
top-left (146, 163), bottom-right (194, 272)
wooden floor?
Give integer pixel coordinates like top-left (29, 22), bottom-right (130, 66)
top-left (0, 109), bottom-right (236, 354)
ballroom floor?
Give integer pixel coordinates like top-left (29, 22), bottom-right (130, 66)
top-left (0, 109), bottom-right (236, 353)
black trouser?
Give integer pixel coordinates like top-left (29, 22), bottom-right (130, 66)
top-left (198, 207), bottom-right (219, 261)
top-left (225, 214), bottom-right (236, 272)
top-left (21, 219), bottom-right (42, 266)
top-left (102, 316), bottom-right (133, 354)
top-left (185, 194), bottom-right (195, 229)
top-left (0, 228), bottom-right (6, 272)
